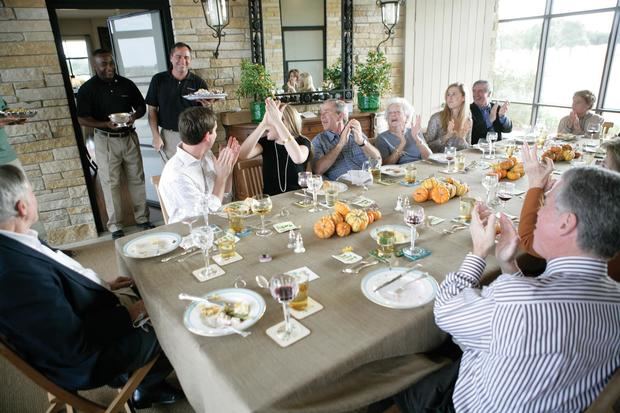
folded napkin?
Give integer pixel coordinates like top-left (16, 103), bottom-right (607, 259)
top-left (338, 170), bottom-right (372, 186)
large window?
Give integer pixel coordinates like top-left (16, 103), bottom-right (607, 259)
top-left (62, 38), bottom-right (91, 87)
top-left (492, 0), bottom-right (620, 135)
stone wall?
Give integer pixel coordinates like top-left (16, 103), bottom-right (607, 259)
top-left (0, 0), bottom-right (97, 245)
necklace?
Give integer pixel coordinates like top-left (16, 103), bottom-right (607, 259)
top-left (274, 140), bottom-right (290, 193)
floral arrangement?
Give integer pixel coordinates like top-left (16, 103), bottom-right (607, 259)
top-left (323, 58), bottom-right (342, 90)
top-left (236, 60), bottom-right (275, 101)
top-left (351, 50), bottom-right (392, 97)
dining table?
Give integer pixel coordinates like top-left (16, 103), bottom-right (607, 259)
top-left (114, 146), bottom-right (576, 413)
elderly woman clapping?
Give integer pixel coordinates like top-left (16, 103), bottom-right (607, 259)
top-left (376, 98), bottom-right (432, 165)
top-left (557, 90), bottom-right (603, 135)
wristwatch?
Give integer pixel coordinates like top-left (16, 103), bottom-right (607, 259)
top-left (358, 139), bottom-right (366, 147)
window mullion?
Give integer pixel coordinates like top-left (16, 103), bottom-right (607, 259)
top-left (598, 5), bottom-right (620, 111)
top-left (530, 0), bottom-right (553, 126)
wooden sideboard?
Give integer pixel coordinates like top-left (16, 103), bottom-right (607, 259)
top-left (221, 111), bottom-right (376, 142)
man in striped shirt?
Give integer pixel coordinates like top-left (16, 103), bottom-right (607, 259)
top-left (396, 167), bottom-right (620, 412)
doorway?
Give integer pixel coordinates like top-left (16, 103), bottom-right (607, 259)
top-left (47, 0), bottom-right (174, 233)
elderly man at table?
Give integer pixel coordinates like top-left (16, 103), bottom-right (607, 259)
top-left (396, 167), bottom-right (620, 412)
top-left (159, 106), bottom-right (240, 223)
top-left (312, 99), bottom-right (381, 181)
top-left (0, 165), bottom-right (183, 409)
top-left (470, 80), bottom-right (512, 145)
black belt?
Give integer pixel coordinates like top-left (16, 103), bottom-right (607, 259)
top-left (95, 128), bottom-right (134, 138)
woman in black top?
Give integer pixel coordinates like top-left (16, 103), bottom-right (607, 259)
top-left (238, 98), bottom-right (312, 196)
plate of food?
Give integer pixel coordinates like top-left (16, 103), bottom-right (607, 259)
top-left (369, 225), bottom-right (411, 245)
top-left (122, 232), bottom-right (182, 258)
top-left (555, 133), bottom-right (581, 141)
top-left (380, 165), bottom-right (405, 177)
top-left (183, 288), bottom-right (266, 337)
top-left (317, 180), bottom-right (348, 196)
top-left (0, 108), bottom-right (37, 118)
top-left (183, 88), bottom-right (228, 101)
top-left (361, 267), bottom-right (438, 309)
top-left (221, 200), bottom-right (254, 217)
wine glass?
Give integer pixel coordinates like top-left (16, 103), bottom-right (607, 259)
top-left (192, 226), bottom-right (214, 278)
top-left (269, 273), bottom-right (300, 340)
top-left (479, 137), bottom-right (491, 160)
top-left (252, 194), bottom-right (273, 237)
top-left (482, 173), bottom-right (499, 206)
top-left (297, 171), bottom-right (312, 205)
top-left (496, 182), bottom-right (515, 210)
top-left (444, 146), bottom-right (457, 172)
top-left (486, 132), bottom-right (498, 159)
top-left (403, 205), bottom-right (425, 256)
top-left (306, 174), bottom-right (324, 213)
top-left (361, 161), bottom-right (371, 191)
top-left (180, 204), bottom-right (201, 234)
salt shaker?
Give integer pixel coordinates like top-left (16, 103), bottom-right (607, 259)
top-left (402, 196), bottom-right (410, 209)
top-left (395, 195), bottom-right (404, 211)
top-left (294, 232), bottom-right (306, 253)
top-left (287, 229), bottom-right (297, 249)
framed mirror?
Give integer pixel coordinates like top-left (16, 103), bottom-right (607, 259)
top-left (248, 0), bottom-right (353, 105)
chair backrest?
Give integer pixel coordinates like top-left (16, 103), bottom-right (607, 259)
top-left (0, 339), bottom-right (158, 413)
top-left (233, 157), bottom-right (264, 201)
top-left (151, 175), bottom-right (169, 224)
top-left (586, 368), bottom-right (620, 412)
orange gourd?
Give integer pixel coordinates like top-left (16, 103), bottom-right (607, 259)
top-left (336, 222), bottom-right (352, 237)
top-left (366, 210), bottom-right (375, 224)
top-left (506, 170), bottom-right (521, 180)
top-left (334, 201), bottom-right (350, 217)
top-left (430, 185), bottom-right (450, 204)
top-left (331, 211), bottom-right (344, 224)
top-left (345, 209), bottom-right (369, 232)
top-left (313, 216), bottom-right (335, 239)
top-left (413, 187), bottom-right (429, 203)
top-left (371, 209), bottom-right (382, 221)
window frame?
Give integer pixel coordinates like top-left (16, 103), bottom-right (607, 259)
top-left (62, 35), bottom-right (92, 79)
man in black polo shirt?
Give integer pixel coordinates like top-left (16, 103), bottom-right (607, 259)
top-left (146, 42), bottom-right (212, 161)
top-left (77, 49), bottom-right (153, 240)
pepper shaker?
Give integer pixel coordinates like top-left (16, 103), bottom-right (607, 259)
top-left (294, 232), bottom-right (306, 253)
top-left (287, 229), bottom-right (297, 249)
top-left (395, 195), bottom-right (404, 212)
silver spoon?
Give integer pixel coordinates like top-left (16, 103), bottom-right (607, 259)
top-left (341, 260), bottom-right (379, 274)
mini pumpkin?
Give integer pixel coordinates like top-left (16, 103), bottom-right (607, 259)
top-left (430, 185), bottom-right (451, 204)
top-left (371, 209), bottom-right (382, 221)
top-left (331, 211), bottom-right (344, 224)
top-left (455, 182), bottom-right (469, 197)
top-left (506, 170), bottom-right (521, 180)
top-left (366, 210), bottom-right (375, 224)
top-left (336, 221), bottom-right (352, 237)
top-left (345, 209), bottom-right (369, 232)
top-left (334, 201), bottom-right (351, 217)
top-left (445, 183), bottom-right (457, 198)
top-left (313, 216), bottom-right (335, 239)
top-left (413, 187), bottom-right (429, 203)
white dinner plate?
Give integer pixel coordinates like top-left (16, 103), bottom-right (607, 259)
top-left (361, 267), bottom-right (438, 309)
top-left (317, 181), bottom-right (348, 196)
top-left (369, 225), bottom-right (411, 245)
top-left (122, 232), bottom-right (182, 259)
top-left (183, 93), bottom-right (227, 101)
top-left (380, 165), bottom-right (406, 177)
top-left (428, 153), bottom-right (449, 164)
top-left (183, 288), bottom-right (266, 337)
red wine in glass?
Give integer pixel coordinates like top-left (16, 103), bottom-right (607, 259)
top-left (269, 274), bottom-right (299, 339)
top-left (405, 215), bottom-right (423, 226)
top-left (274, 285), bottom-right (295, 302)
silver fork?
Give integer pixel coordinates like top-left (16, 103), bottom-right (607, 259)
top-left (388, 271), bottom-right (430, 295)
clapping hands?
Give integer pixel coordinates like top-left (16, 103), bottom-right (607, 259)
top-left (470, 203), bottom-right (519, 266)
top-left (214, 136), bottom-right (241, 177)
top-left (521, 142), bottom-right (555, 190)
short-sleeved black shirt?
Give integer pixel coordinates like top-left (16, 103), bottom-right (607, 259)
top-left (76, 74), bottom-right (145, 133)
top-left (259, 136), bottom-right (312, 196)
top-left (145, 70), bottom-right (208, 131)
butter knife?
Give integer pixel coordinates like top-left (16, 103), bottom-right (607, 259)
top-left (373, 267), bottom-right (420, 293)
top-left (161, 247), bottom-right (197, 263)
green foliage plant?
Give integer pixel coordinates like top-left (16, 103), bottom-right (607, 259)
top-left (323, 58), bottom-right (342, 90)
top-left (236, 60), bottom-right (275, 101)
top-left (351, 50), bottom-right (392, 97)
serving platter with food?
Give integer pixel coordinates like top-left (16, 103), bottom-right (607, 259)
top-left (0, 108), bottom-right (37, 119)
top-left (183, 88), bottom-right (228, 101)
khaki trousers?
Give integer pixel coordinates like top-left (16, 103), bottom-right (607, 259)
top-left (160, 128), bottom-right (181, 162)
top-left (94, 130), bottom-right (149, 232)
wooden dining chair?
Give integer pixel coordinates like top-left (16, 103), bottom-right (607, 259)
top-left (150, 175), bottom-right (169, 224)
top-left (233, 157), bottom-right (264, 201)
top-left (0, 339), bottom-right (159, 413)
top-left (586, 368), bottom-right (620, 413)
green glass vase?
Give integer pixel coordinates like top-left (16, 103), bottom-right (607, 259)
top-left (357, 94), bottom-right (380, 112)
top-left (250, 101), bottom-right (266, 123)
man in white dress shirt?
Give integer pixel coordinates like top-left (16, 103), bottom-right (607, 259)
top-left (159, 106), bottom-right (240, 224)
top-left (395, 166), bottom-right (620, 412)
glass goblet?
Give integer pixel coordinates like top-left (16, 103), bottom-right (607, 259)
top-left (403, 205), bottom-right (425, 256)
top-left (306, 174), bottom-right (324, 213)
top-left (192, 226), bottom-right (214, 278)
top-left (269, 273), bottom-right (300, 340)
top-left (252, 194), bottom-right (273, 237)
top-left (496, 182), bottom-right (515, 210)
top-left (445, 146), bottom-right (457, 172)
top-left (482, 173), bottom-right (499, 206)
top-left (486, 132), bottom-right (498, 159)
top-left (180, 204), bottom-right (201, 234)
top-left (297, 171), bottom-right (312, 205)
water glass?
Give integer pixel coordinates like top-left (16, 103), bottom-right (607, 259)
top-left (458, 197), bottom-right (476, 222)
top-left (445, 146), bottom-right (457, 172)
top-left (192, 226), bottom-right (214, 277)
top-left (324, 187), bottom-right (339, 207)
top-left (487, 132), bottom-right (498, 158)
top-left (297, 171), bottom-right (312, 205)
top-left (404, 164), bottom-right (417, 183)
top-left (455, 153), bottom-right (466, 172)
top-left (215, 234), bottom-right (236, 259)
top-left (479, 137), bottom-right (491, 159)
top-left (376, 230), bottom-right (396, 258)
top-left (289, 272), bottom-right (309, 311)
top-left (307, 175), bottom-right (324, 213)
top-left (482, 174), bottom-right (499, 205)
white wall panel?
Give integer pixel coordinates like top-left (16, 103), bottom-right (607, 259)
top-left (404, 0), bottom-right (496, 126)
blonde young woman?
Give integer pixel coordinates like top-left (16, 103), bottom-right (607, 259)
top-left (297, 72), bottom-right (316, 92)
top-left (557, 90), bottom-right (604, 135)
top-left (424, 83), bottom-right (472, 152)
top-left (238, 98), bottom-right (312, 195)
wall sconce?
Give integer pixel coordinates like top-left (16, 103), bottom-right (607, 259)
top-left (376, 0), bottom-right (404, 51)
top-left (195, 0), bottom-right (230, 58)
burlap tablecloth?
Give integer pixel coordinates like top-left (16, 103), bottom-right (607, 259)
top-left (116, 150), bottom-right (530, 413)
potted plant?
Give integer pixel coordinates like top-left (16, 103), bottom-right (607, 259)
top-left (323, 58), bottom-right (342, 91)
top-left (236, 60), bottom-right (275, 123)
top-left (351, 50), bottom-right (392, 112)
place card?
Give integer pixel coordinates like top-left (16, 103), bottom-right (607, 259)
top-left (332, 251), bottom-right (363, 264)
top-left (266, 319), bottom-right (311, 348)
top-left (212, 252), bottom-right (243, 266)
top-left (289, 297), bottom-right (323, 320)
top-left (351, 196), bottom-right (375, 208)
top-left (191, 264), bottom-right (225, 282)
top-left (285, 266), bottom-right (320, 282)
top-left (273, 221), bottom-right (299, 233)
